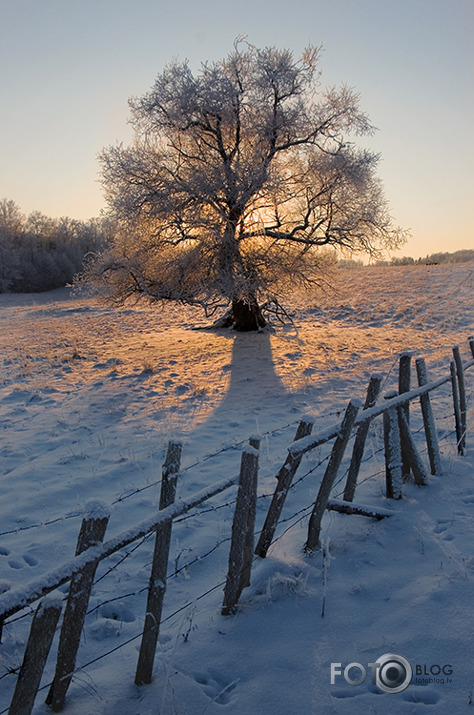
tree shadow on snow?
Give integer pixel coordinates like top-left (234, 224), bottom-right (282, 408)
top-left (190, 329), bottom-right (296, 442)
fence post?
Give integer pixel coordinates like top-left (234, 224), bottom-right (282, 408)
top-left (383, 391), bottom-right (403, 499)
top-left (255, 418), bottom-right (314, 558)
top-left (222, 443), bottom-right (259, 615)
top-left (343, 375), bottom-right (382, 502)
top-left (9, 594), bottom-right (62, 715)
top-left (0, 580), bottom-right (11, 643)
top-left (453, 346), bottom-right (467, 454)
top-left (397, 407), bottom-right (428, 486)
top-left (305, 399), bottom-right (360, 553)
top-left (469, 336), bottom-right (474, 359)
top-left (450, 361), bottom-right (464, 455)
top-left (398, 352), bottom-right (412, 479)
top-left (416, 357), bottom-right (442, 475)
top-left (240, 437), bottom-right (261, 589)
top-left (135, 441), bottom-right (182, 686)
top-left (46, 500), bottom-right (110, 712)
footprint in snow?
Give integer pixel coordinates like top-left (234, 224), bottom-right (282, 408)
top-left (330, 688), bottom-right (362, 700)
top-left (23, 553), bottom-right (39, 566)
top-left (8, 559), bottom-right (24, 569)
top-left (193, 670), bottom-right (238, 704)
top-left (6, 553), bottom-right (38, 569)
top-left (402, 686), bottom-right (440, 705)
top-left (433, 519), bottom-right (451, 534)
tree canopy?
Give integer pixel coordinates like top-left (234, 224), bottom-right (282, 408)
top-left (83, 40), bottom-right (407, 329)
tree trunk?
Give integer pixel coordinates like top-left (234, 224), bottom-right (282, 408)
top-left (232, 297), bottom-right (266, 331)
top-left (213, 296), bottom-right (266, 331)
top-left (215, 215), bottom-right (266, 331)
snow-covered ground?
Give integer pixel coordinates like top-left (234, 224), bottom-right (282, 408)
top-left (0, 262), bottom-right (473, 714)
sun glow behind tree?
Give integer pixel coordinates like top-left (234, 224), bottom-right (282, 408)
top-left (82, 40), bottom-right (408, 330)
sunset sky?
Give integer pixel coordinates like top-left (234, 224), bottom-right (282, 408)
top-left (1, 0), bottom-right (472, 259)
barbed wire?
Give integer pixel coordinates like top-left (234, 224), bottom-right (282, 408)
top-left (1, 387), bottom-right (464, 633)
top-left (0, 511), bottom-right (83, 538)
top-left (1, 358), bottom-right (472, 708)
top-left (2, 393), bottom-right (469, 636)
top-left (0, 421), bottom-right (299, 540)
top-left (0, 445), bottom-right (335, 686)
top-left (2, 370), bottom-right (470, 539)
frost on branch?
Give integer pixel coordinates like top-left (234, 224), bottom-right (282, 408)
top-left (79, 40), bottom-right (408, 330)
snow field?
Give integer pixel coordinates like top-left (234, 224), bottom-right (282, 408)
top-left (0, 262), bottom-right (474, 713)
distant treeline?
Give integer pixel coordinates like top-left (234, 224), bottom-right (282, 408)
top-left (0, 199), bottom-right (111, 293)
top-left (339, 249), bottom-right (474, 268)
top-left (382, 250), bottom-right (474, 266)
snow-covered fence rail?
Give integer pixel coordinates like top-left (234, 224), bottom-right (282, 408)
top-left (0, 336), bottom-right (473, 714)
top-left (0, 479), bottom-right (238, 623)
top-left (0, 448), bottom-right (256, 713)
top-left (257, 336), bottom-right (474, 554)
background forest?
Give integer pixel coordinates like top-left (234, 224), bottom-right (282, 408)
top-left (0, 198), bottom-right (110, 293)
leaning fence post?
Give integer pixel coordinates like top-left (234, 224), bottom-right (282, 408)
top-left (9, 594), bottom-right (63, 715)
top-left (397, 407), bottom-right (428, 486)
top-left (453, 345), bottom-right (467, 454)
top-left (383, 391), bottom-right (403, 499)
top-left (46, 500), bottom-right (110, 712)
top-left (305, 399), bottom-right (360, 553)
top-left (222, 443), bottom-right (259, 615)
top-left (416, 358), bottom-right (442, 475)
top-left (343, 375), bottom-right (382, 502)
top-left (450, 361), bottom-right (464, 455)
top-left (255, 418), bottom-right (314, 558)
top-left (135, 441), bottom-right (182, 686)
top-left (398, 352), bottom-right (412, 479)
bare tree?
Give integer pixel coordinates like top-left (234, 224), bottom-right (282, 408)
top-left (84, 41), bottom-right (407, 330)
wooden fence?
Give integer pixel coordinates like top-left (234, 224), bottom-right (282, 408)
top-left (0, 337), bottom-right (473, 713)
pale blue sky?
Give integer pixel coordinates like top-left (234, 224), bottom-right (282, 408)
top-left (1, 0), bottom-right (472, 258)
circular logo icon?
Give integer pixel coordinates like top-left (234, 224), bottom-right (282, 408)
top-left (374, 653), bottom-right (413, 693)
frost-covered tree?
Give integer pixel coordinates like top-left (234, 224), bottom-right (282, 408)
top-left (85, 41), bottom-right (407, 330)
top-left (0, 199), bottom-right (23, 291)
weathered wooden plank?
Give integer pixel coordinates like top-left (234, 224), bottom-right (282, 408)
top-left (222, 445), bottom-right (259, 615)
top-left (46, 501), bottom-right (110, 711)
top-left (0, 477), bottom-right (239, 623)
top-left (343, 375), bottom-right (382, 502)
top-left (450, 360), bottom-right (464, 455)
top-left (135, 441), bottom-right (182, 686)
top-left (326, 500), bottom-right (393, 519)
top-left (397, 408), bottom-right (428, 486)
top-left (305, 399), bottom-right (361, 552)
top-left (383, 392), bottom-right (403, 499)
top-left (9, 594), bottom-right (62, 715)
top-left (416, 358), bottom-right (442, 475)
top-left (453, 345), bottom-right (467, 454)
top-left (255, 419), bottom-right (314, 558)
top-left (398, 352), bottom-right (413, 479)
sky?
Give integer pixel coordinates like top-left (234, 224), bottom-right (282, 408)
top-left (0, 0), bottom-right (473, 260)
